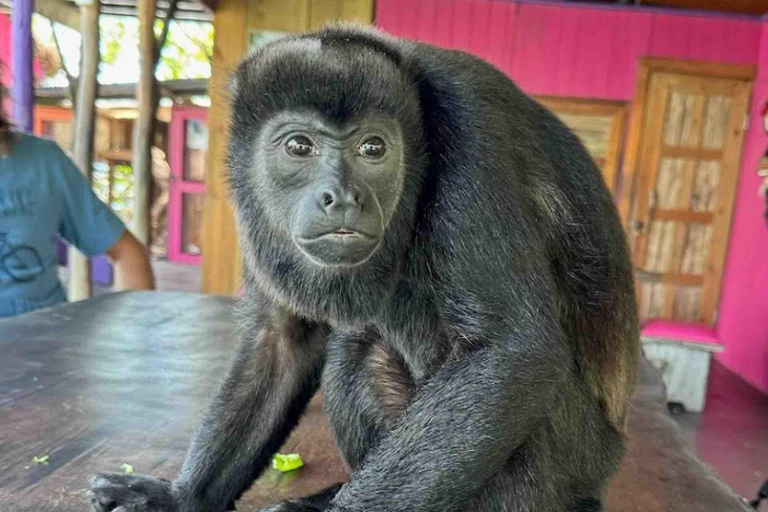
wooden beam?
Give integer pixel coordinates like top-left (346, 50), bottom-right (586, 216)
top-left (35, 0), bottom-right (81, 31)
top-left (36, 78), bottom-right (210, 100)
top-left (131, 0), bottom-right (179, 245)
top-left (201, 0), bottom-right (247, 295)
top-left (11, 0), bottom-right (35, 133)
top-left (644, 0), bottom-right (768, 16)
top-left (68, 0), bottom-right (100, 302)
top-left (130, 0), bottom-right (157, 245)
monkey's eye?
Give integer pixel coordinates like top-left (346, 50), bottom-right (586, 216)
top-left (285, 136), bottom-right (316, 157)
top-left (358, 136), bottom-right (386, 158)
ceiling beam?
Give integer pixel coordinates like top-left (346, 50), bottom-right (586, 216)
top-left (644, 0), bottom-right (768, 16)
top-left (35, 0), bottom-right (80, 30)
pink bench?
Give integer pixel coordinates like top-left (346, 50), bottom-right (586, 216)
top-left (641, 320), bottom-right (724, 413)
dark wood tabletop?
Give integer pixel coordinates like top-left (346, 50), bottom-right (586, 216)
top-left (0, 291), bottom-right (751, 512)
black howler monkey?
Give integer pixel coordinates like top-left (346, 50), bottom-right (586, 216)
top-left (89, 23), bottom-right (639, 512)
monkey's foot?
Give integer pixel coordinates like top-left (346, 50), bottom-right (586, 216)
top-left (88, 473), bottom-right (175, 512)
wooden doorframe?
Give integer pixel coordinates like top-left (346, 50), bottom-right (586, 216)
top-left (617, 58), bottom-right (755, 228)
top-left (622, 58), bottom-right (755, 325)
top-left (536, 96), bottom-right (627, 195)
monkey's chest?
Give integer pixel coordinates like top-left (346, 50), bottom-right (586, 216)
top-left (363, 341), bottom-right (418, 420)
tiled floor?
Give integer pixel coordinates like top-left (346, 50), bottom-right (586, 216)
top-left (670, 360), bottom-right (768, 508)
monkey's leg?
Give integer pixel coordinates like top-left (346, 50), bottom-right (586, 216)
top-left (327, 341), bottom-right (568, 512)
top-left (463, 439), bottom-right (606, 512)
top-left (89, 300), bottom-right (329, 512)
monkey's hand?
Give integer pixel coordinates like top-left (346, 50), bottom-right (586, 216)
top-left (258, 484), bottom-right (345, 512)
top-left (88, 473), bottom-right (176, 512)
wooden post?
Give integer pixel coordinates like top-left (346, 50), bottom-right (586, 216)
top-left (11, 0), bottom-right (34, 133)
top-left (201, 0), bottom-right (247, 295)
top-left (130, 0), bottom-right (158, 245)
top-left (67, 0), bottom-right (100, 302)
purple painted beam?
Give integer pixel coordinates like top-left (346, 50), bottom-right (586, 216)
top-left (11, 0), bottom-right (34, 133)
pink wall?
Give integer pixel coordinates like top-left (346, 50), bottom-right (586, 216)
top-left (1, 13), bottom-right (11, 86)
top-left (717, 19), bottom-right (768, 393)
top-left (376, 0), bottom-right (768, 392)
top-left (376, 0), bottom-right (760, 99)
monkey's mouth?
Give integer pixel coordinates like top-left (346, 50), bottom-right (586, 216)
top-left (300, 228), bottom-right (376, 241)
top-left (294, 229), bottom-right (381, 267)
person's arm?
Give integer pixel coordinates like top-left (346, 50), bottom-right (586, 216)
top-left (44, 138), bottom-right (156, 291)
top-left (105, 230), bottom-right (156, 291)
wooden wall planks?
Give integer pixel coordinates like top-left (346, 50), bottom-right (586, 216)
top-left (375, 0), bottom-right (761, 100)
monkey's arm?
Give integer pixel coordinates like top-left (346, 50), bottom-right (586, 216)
top-left (89, 301), bottom-right (327, 512)
top-left (330, 337), bottom-right (567, 512)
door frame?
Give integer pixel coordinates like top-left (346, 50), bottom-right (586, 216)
top-left (168, 105), bottom-right (208, 266)
top-left (620, 58), bottom-right (755, 324)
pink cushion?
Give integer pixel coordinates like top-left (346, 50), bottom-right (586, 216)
top-left (641, 320), bottom-right (720, 346)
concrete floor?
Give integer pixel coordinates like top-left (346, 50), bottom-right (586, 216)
top-left (671, 360), bottom-right (768, 509)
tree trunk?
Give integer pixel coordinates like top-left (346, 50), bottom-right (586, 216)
top-left (67, 0), bottom-right (100, 302)
top-left (11, 0), bottom-right (34, 133)
top-left (130, 0), bottom-right (158, 245)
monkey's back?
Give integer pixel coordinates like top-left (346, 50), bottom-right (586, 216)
top-left (398, 38), bottom-right (640, 430)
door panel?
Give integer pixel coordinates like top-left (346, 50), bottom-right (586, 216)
top-left (631, 71), bottom-right (751, 325)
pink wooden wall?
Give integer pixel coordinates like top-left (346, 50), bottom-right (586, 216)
top-left (717, 19), bottom-right (768, 394)
top-left (376, 0), bottom-right (768, 392)
top-left (376, 0), bottom-right (760, 99)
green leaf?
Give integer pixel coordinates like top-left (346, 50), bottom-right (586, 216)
top-left (120, 463), bottom-right (134, 474)
top-left (271, 453), bottom-right (304, 472)
top-left (32, 455), bottom-right (50, 465)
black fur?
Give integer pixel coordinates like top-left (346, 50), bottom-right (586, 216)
top-left (88, 23), bottom-right (639, 512)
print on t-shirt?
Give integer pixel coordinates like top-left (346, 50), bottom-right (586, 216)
top-left (0, 231), bottom-right (44, 282)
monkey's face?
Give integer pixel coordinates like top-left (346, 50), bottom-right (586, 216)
top-left (254, 111), bottom-right (406, 268)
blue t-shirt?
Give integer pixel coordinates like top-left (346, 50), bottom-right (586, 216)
top-left (0, 133), bottom-right (126, 317)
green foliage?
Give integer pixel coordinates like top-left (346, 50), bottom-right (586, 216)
top-left (101, 20), bottom-right (126, 64)
top-left (92, 161), bottom-right (134, 224)
top-left (111, 163), bottom-right (135, 224)
top-left (156, 20), bottom-right (214, 81)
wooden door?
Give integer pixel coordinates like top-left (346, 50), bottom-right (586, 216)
top-left (630, 68), bottom-right (751, 325)
top-left (168, 106), bottom-right (208, 265)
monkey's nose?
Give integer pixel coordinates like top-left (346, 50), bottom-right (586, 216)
top-left (316, 186), bottom-right (363, 213)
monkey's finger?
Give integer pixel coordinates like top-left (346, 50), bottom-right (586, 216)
top-left (87, 484), bottom-right (121, 512)
top-left (88, 483), bottom-right (169, 512)
top-left (90, 472), bottom-right (134, 488)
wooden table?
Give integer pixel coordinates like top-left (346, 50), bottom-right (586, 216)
top-left (0, 291), bottom-right (751, 511)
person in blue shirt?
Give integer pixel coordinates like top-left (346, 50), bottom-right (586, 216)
top-left (0, 94), bottom-right (155, 317)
